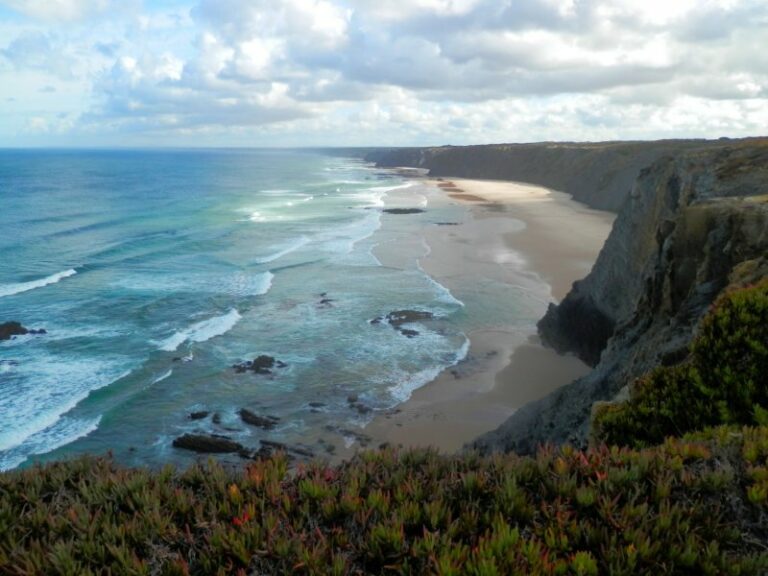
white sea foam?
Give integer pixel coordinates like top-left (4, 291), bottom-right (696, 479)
top-left (367, 182), bottom-right (415, 193)
top-left (229, 271), bottom-right (274, 297)
top-left (0, 268), bottom-right (77, 298)
top-left (0, 363), bottom-right (130, 454)
top-left (386, 336), bottom-right (470, 403)
top-left (285, 195), bottom-right (314, 207)
top-left (151, 369), bottom-right (173, 385)
top-left (116, 271), bottom-right (273, 297)
top-left (249, 211), bottom-right (267, 223)
top-left (259, 189), bottom-right (296, 195)
top-left (0, 415), bottom-right (102, 471)
top-left (157, 309), bottom-right (241, 352)
top-left (318, 210), bottom-right (382, 255)
top-left (417, 263), bottom-right (465, 308)
top-left (254, 237), bottom-right (309, 264)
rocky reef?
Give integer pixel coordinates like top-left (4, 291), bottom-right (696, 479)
top-left (472, 140), bottom-right (768, 454)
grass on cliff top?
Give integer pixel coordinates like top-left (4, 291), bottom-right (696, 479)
top-left (1, 428), bottom-right (768, 575)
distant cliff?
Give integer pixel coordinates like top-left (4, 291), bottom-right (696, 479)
top-left (365, 140), bottom-right (728, 212)
top-left (368, 139), bottom-right (768, 454)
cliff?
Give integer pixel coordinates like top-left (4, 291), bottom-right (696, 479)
top-left (365, 140), bottom-right (727, 212)
top-left (368, 138), bottom-right (768, 454)
top-left (473, 140), bottom-right (768, 454)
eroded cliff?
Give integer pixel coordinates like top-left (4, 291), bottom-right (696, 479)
top-left (369, 139), bottom-right (768, 454)
top-left (473, 140), bottom-right (768, 454)
top-left (366, 140), bottom-right (727, 212)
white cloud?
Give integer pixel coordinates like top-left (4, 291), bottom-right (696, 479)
top-left (0, 0), bottom-right (765, 145)
top-left (0, 0), bottom-right (134, 22)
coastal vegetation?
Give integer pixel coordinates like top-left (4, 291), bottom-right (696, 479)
top-left (593, 280), bottom-right (768, 447)
top-left (1, 282), bottom-right (767, 574)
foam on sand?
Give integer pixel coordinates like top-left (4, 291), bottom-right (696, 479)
top-left (387, 336), bottom-right (470, 404)
top-left (0, 269), bottom-right (77, 298)
top-left (157, 309), bottom-right (241, 352)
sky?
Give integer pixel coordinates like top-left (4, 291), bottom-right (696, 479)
top-left (0, 0), bottom-right (766, 147)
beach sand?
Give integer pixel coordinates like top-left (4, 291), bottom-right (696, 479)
top-left (359, 178), bottom-right (615, 453)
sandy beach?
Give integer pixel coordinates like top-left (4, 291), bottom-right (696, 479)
top-left (361, 178), bottom-right (615, 453)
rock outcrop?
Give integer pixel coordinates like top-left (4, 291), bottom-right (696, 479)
top-left (172, 434), bottom-right (244, 454)
top-left (0, 321), bottom-right (46, 341)
top-left (471, 139), bottom-right (768, 454)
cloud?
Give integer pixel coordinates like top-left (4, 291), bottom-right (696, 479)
top-left (0, 0), bottom-right (132, 22)
top-left (0, 0), bottom-right (766, 145)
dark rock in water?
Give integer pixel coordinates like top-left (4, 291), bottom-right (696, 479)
top-left (309, 402), bottom-right (326, 408)
top-left (383, 208), bottom-right (425, 215)
top-left (260, 439), bottom-right (287, 451)
top-left (189, 411), bottom-right (210, 420)
top-left (233, 355), bottom-right (286, 375)
top-left (0, 322), bottom-right (28, 340)
top-left (172, 357), bottom-right (182, 363)
top-left (289, 445), bottom-right (315, 458)
top-left (239, 409), bottom-right (280, 429)
top-left (28, 328), bottom-right (47, 335)
top-left (435, 222), bottom-right (460, 226)
top-left (384, 310), bottom-right (434, 327)
top-left (352, 403), bottom-right (373, 415)
top-left (212, 413), bottom-right (222, 425)
top-left (371, 311), bottom-right (435, 338)
top-left (318, 298), bottom-right (335, 308)
top-left (252, 355), bottom-right (275, 373)
top-left (346, 394), bottom-right (359, 404)
top-left (172, 434), bottom-right (244, 453)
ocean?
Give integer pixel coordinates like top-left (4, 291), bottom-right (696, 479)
top-left (0, 149), bottom-right (542, 470)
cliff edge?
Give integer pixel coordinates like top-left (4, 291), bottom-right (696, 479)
top-left (473, 140), bottom-right (768, 454)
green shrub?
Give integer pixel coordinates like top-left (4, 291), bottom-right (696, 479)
top-left (693, 280), bottom-right (768, 423)
top-left (594, 280), bottom-right (768, 447)
top-left (1, 432), bottom-right (767, 575)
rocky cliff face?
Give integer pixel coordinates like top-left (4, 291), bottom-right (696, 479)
top-left (472, 140), bottom-right (768, 454)
top-left (368, 139), bottom-right (768, 454)
top-left (366, 140), bottom-right (726, 212)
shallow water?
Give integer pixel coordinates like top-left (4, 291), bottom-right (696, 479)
top-left (0, 150), bottom-right (484, 469)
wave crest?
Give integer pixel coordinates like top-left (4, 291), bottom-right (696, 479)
top-left (0, 269), bottom-right (77, 298)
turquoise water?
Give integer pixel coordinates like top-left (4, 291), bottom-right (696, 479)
top-left (0, 149), bottom-right (483, 469)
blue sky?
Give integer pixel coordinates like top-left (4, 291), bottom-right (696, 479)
top-left (0, 0), bottom-right (766, 147)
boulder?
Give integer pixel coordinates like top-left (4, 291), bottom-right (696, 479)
top-left (233, 355), bottom-right (286, 375)
top-left (172, 434), bottom-right (244, 453)
top-left (239, 409), bottom-right (280, 430)
top-left (383, 208), bottom-right (425, 215)
top-left (0, 322), bottom-right (28, 341)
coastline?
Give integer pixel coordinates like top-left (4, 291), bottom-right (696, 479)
top-left (359, 177), bottom-right (615, 453)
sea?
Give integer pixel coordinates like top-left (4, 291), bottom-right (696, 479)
top-left (0, 149), bottom-right (544, 471)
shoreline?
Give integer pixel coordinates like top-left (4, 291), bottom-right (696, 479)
top-left (358, 176), bottom-right (615, 454)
